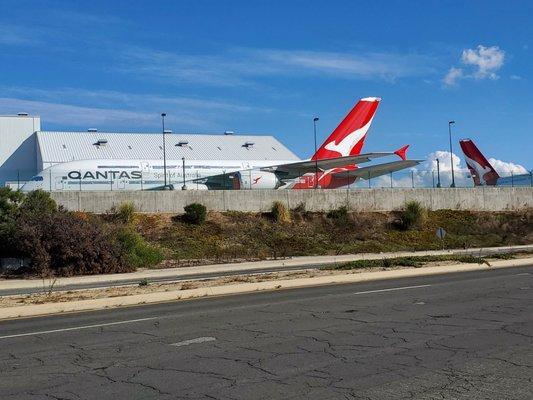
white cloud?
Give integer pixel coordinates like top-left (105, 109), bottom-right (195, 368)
top-left (0, 88), bottom-right (270, 130)
top-left (461, 45), bottom-right (505, 80)
top-left (117, 46), bottom-right (437, 87)
top-left (443, 67), bottom-right (464, 86)
top-left (443, 45), bottom-right (505, 87)
top-left (488, 158), bottom-right (528, 176)
top-left (510, 75), bottom-right (522, 80)
top-left (356, 149), bottom-right (529, 188)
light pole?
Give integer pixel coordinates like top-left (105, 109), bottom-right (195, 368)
top-left (313, 117), bottom-right (319, 189)
top-left (161, 113), bottom-right (167, 189)
top-left (436, 158), bottom-right (441, 188)
top-left (181, 157), bottom-right (187, 190)
top-left (448, 120), bottom-right (456, 188)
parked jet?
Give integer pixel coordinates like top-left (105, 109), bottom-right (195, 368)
top-left (459, 139), bottom-right (531, 187)
top-left (21, 97), bottom-right (420, 192)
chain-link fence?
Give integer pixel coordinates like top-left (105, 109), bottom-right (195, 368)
top-left (2, 168), bottom-right (532, 191)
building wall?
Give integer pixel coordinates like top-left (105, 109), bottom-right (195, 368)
top-left (50, 187), bottom-right (533, 213)
top-left (0, 115), bottom-right (41, 186)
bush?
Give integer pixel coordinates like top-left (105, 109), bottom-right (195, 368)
top-left (400, 201), bottom-right (426, 230)
top-left (116, 202), bottom-right (136, 224)
top-left (183, 203), bottom-right (207, 225)
top-left (17, 211), bottom-right (130, 276)
top-left (292, 202), bottom-right (306, 213)
top-left (271, 201), bottom-right (291, 223)
top-left (327, 205), bottom-right (348, 220)
top-left (115, 228), bottom-right (164, 269)
top-left (19, 190), bottom-right (57, 219)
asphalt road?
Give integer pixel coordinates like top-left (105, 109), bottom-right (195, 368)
top-left (1, 266), bottom-right (532, 399)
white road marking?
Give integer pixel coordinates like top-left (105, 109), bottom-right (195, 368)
top-left (515, 273), bottom-right (530, 276)
top-left (0, 317), bottom-right (158, 340)
top-left (171, 337), bottom-right (216, 347)
top-left (354, 284), bottom-right (431, 295)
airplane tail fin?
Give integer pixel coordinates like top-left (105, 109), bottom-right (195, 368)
top-left (394, 145), bottom-right (410, 161)
top-left (459, 139), bottom-right (499, 186)
top-left (311, 97), bottom-right (381, 160)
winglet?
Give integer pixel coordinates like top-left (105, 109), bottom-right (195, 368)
top-left (394, 145), bottom-right (409, 161)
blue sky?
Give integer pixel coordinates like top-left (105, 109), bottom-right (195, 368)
top-left (0, 0), bottom-right (531, 173)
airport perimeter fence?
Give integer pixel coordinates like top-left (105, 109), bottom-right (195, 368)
top-left (2, 168), bottom-right (533, 191)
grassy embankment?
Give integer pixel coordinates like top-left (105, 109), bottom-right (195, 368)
top-left (134, 205), bottom-right (533, 267)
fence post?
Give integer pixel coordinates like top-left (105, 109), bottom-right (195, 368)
top-left (390, 172), bottom-right (393, 188)
top-left (411, 171), bottom-right (414, 188)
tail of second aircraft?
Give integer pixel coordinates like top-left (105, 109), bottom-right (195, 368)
top-left (459, 139), bottom-right (499, 186)
top-left (311, 97), bottom-right (381, 160)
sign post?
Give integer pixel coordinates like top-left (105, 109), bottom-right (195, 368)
top-left (436, 227), bottom-right (446, 250)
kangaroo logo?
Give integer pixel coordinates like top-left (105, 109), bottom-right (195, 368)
top-left (323, 119), bottom-right (373, 157)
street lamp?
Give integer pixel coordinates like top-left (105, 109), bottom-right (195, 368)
top-left (313, 117), bottom-right (319, 189)
top-left (161, 113), bottom-right (168, 189)
top-left (448, 120), bottom-right (456, 188)
top-left (181, 157), bottom-right (187, 190)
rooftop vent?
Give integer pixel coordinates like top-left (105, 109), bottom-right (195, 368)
top-left (163, 129), bottom-right (172, 134)
top-left (176, 140), bottom-right (189, 147)
top-left (243, 141), bottom-right (255, 148)
top-left (224, 130), bottom-right (235, 135)
top-left (17, 112), bottom-right (29, 117)
top-left (88, 128), bottom-right (98, 132)
top-left (94, 139), bottom-right (108, 146)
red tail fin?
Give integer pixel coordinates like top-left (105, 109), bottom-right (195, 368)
top-left (394, 145), bottom-right (410, 161)
top-left (311, 97), bottom-right (381, 160)
top-left (459, 139), bottom-right (499, 186)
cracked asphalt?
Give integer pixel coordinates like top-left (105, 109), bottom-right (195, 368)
top-left (0, 266), bottom-right (532, 399)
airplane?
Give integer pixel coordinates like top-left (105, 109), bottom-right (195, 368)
top-left (459, 139), bottom-right (532, 187)
top-left (21, 97), bottom-right (421, 192)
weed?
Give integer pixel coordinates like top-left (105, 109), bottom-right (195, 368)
top-left (271, 201), bottom-right (291, 223)
top-left (327, 205), bottom-right (348, 220)
top-left (116, 202), bottom-right (136, 224)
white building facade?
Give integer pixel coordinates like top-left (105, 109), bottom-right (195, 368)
top-left (0, 115), bottom-right (297, 188)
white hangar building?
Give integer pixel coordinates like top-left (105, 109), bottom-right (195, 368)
top-left (0, 114), bottom-right (298, 187)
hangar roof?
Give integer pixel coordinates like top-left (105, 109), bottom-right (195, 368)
top-left (36, 131), bottom-right (299, 164)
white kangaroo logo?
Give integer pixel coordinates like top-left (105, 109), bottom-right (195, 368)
top-left (465, 155), bottom-right (493, 185)
top-left (324, 118), bottom-right (374, 157)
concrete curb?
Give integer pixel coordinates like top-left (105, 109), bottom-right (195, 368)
top-left (1, 244), bottom-right (532, 292)
top-left (1, 258), bottom-right (531, 320)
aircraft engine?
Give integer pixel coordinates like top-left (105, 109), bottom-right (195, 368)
top-left (233, 170), bottom-right (281, 190)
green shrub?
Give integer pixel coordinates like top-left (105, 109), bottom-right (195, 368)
top-left (183, 203), bottom-right (207, 225)
top-left (115, 228), bottom-right (164, 269)
top-left (271, 201), bottom-right (291, 223)
top-left (19, 190), bottom-right (57, 218)
top-left (400, 201), bottom-right (426, 230)
top-left (327, 205), bottom-right (348, 220)
top-left (116, 202), bottom-right (136, 224)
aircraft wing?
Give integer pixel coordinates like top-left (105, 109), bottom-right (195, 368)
top-left (261, 152), bottom-right (395, 178)
top-left (329, 160), bottom-right (422, 180)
